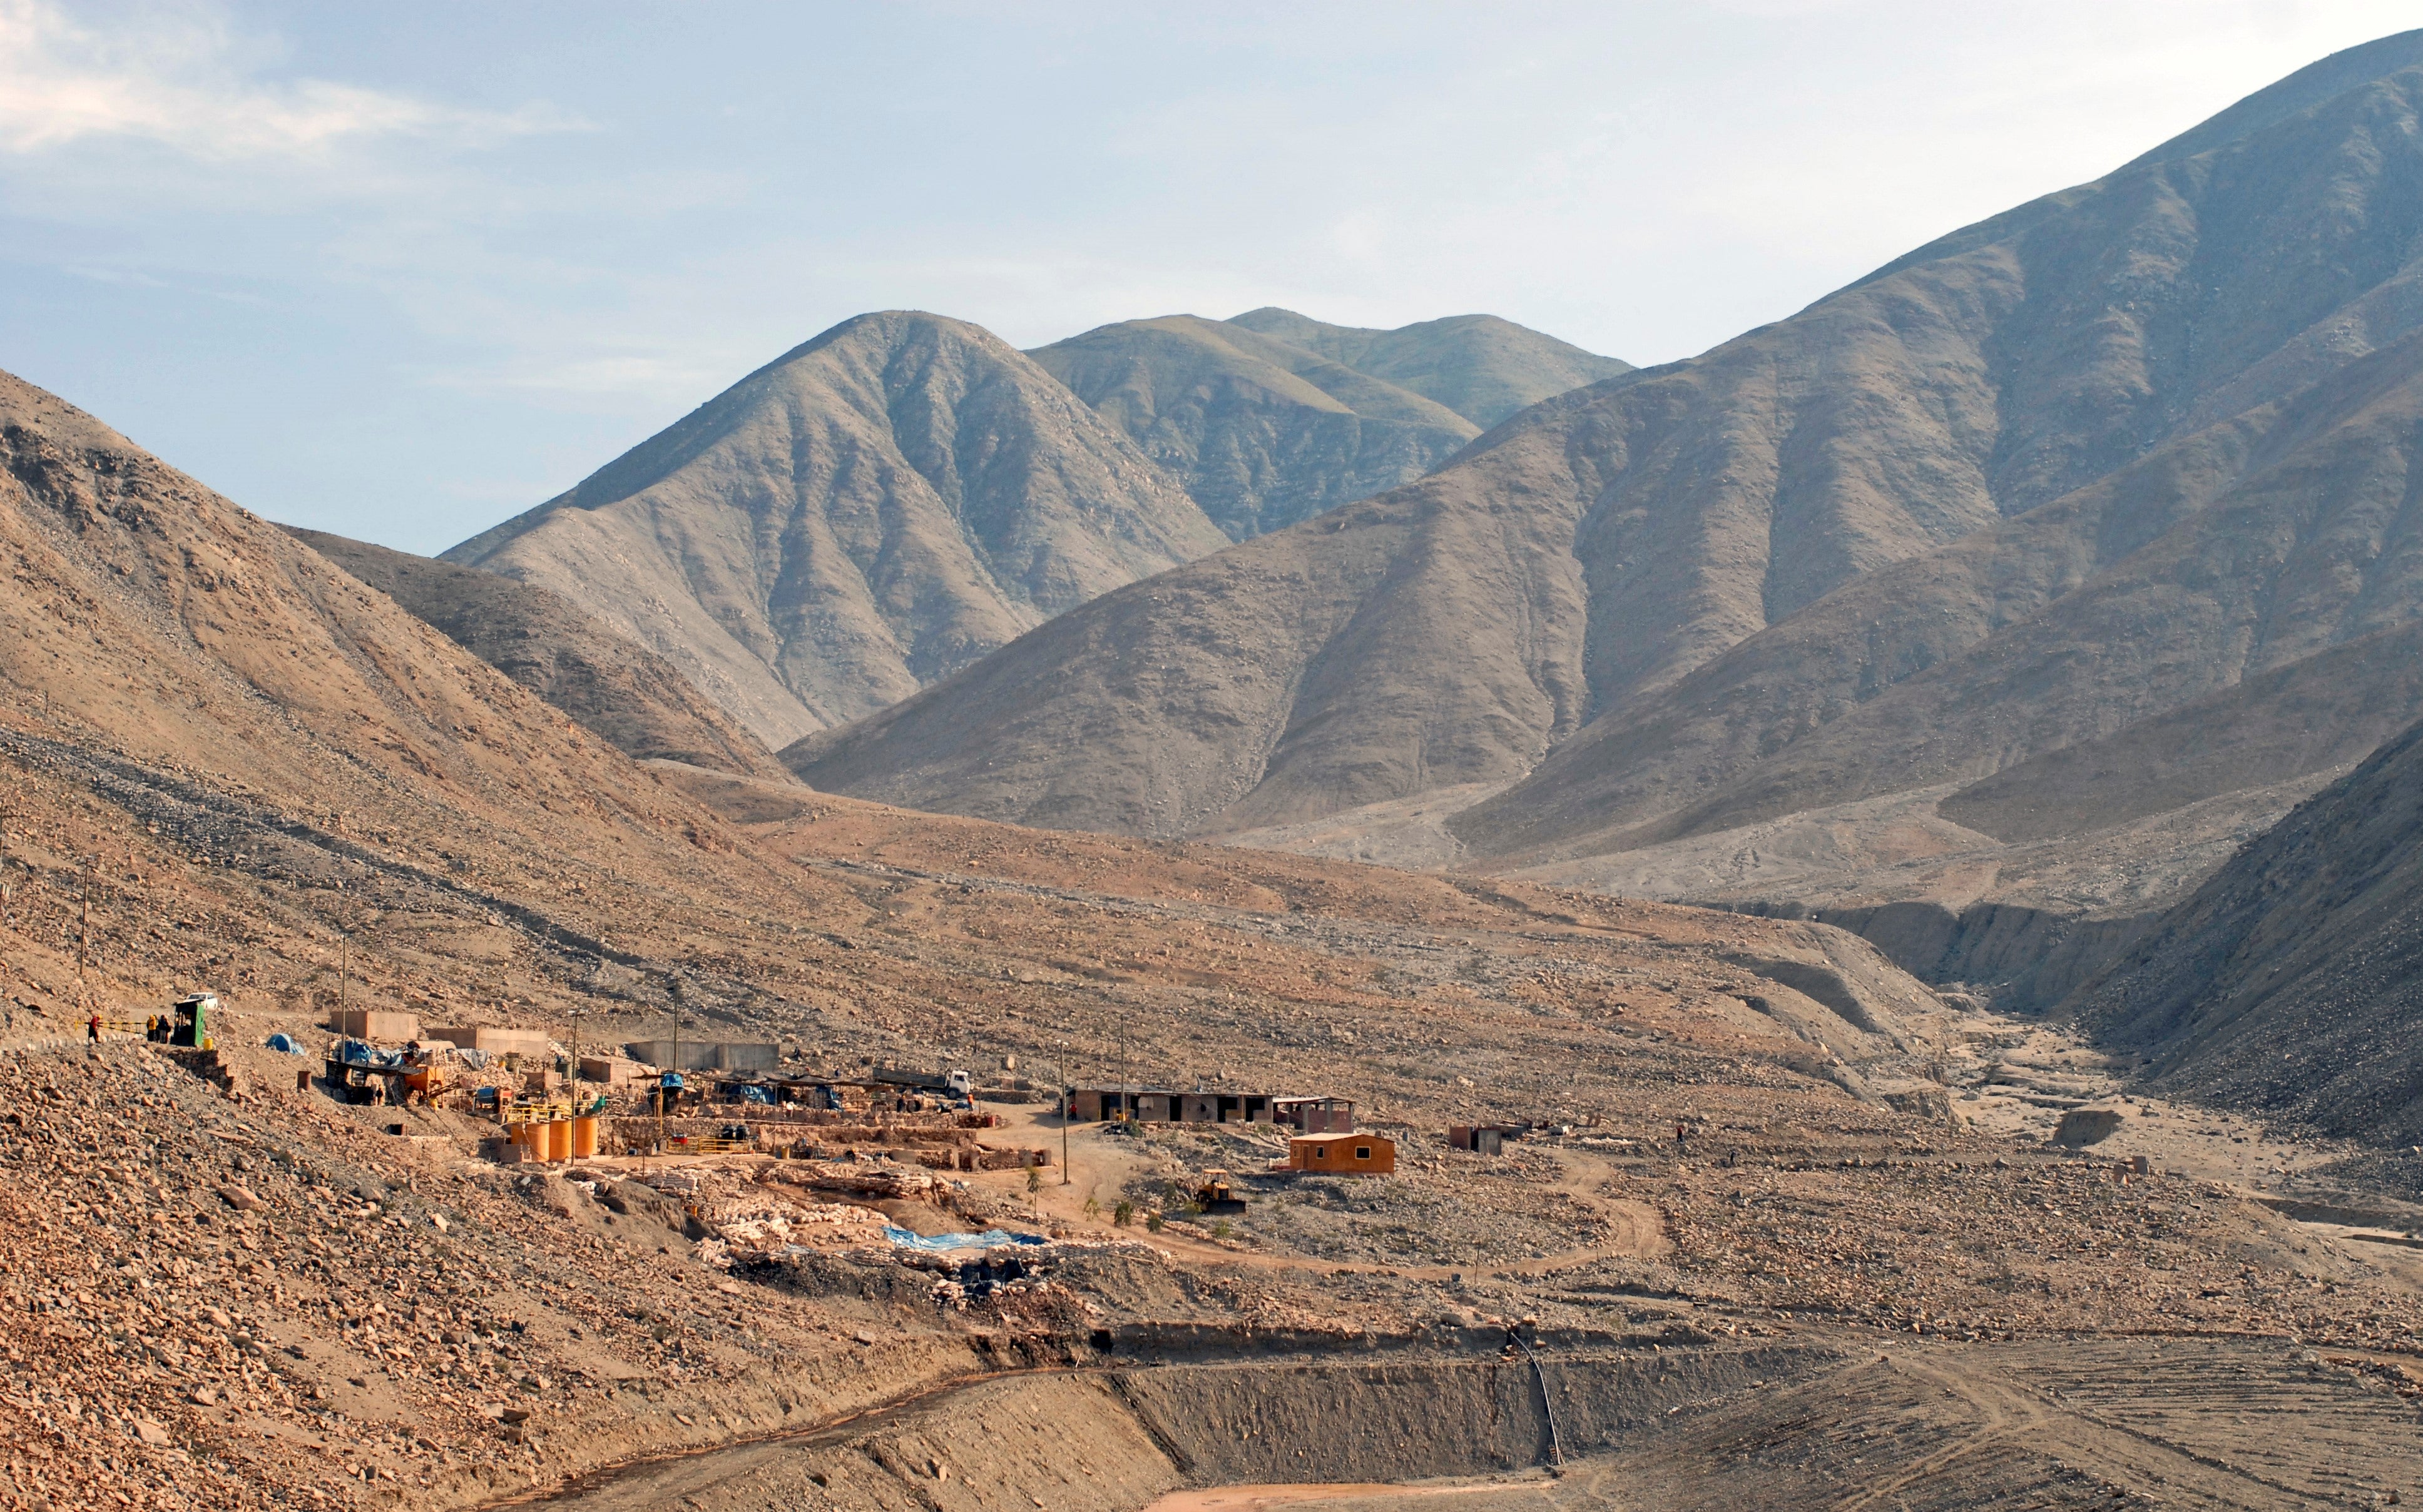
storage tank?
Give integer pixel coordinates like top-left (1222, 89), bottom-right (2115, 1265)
top-left (572, 1115), bottom-right (599, 1158)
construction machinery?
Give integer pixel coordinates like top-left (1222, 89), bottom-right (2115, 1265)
top-left (1194, 1169), bottom-right (1247, 1214)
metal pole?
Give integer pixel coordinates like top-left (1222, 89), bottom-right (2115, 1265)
top-left (1059, 1039), bottom-right (1071, 1184)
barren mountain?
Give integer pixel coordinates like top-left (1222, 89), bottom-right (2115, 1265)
top-left (1223, 307), bottom-right (1634, 429)
top-left (445, 311), bottom-right (1228, 746)
top-left (2069, 715), bottom-right (2423, 1146)
top-left (1465, 321), bottom-right (2423, 867)
top-left (1029, 310), bottom-right (1628, 539)
top-left (791, 32), bottom-right (2423, 923)
top-left (283, 528), bottom-right (786, 779)
top-left (1028, 315), bottom-right (1478, 540)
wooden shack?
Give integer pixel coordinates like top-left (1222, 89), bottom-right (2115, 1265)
top-left (1447, 1123), bottom-right (1525, 1155)
top-left (1274, 1131), bottom-right (1395, 1175)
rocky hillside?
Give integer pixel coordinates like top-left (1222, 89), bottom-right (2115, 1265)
top-left (790, 31), bottom-right (2423, 926)
top-left (445, 312), bottom-right (1229, 746)
top-left (285, 529), bottom-right (787, 779)
top-left (2068, 716), bottom-right (2423, 1147)
top-left (1029, 310), bottom-right (1627, 538)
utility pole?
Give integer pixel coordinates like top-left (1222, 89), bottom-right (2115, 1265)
top-left (1059, 1038), bottom-right (1071, 1185)
top-left (658, 1002), bottom-right (678, 1153)
top-left (338, 931), bottom-right (350, 1022)
top-left (76, 855), bottom-right (92, 990)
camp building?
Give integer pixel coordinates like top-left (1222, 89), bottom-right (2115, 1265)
top-left (1274, 1131), bottom-right (1396, 1175)
top-left (1066, 1086), bottom-right (1352, 1130)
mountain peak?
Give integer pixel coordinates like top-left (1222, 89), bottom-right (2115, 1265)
top-left (2123, 26), bottom-right (2423, 171)
top-left (446, 311), bottom-right (1227, 744)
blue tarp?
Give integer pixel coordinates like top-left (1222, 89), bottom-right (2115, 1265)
top-left (882, 1225), bottom-right (1046, 1252)
top-left (334, 1038), bottom-right (402, 1067)
top-left (265, 1033), bottom-right (304, 1055)
top-left (737, 1085), bottom-right (775, 1105)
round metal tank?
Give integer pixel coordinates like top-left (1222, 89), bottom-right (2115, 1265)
top-left (572, 1115), bottom-right (599, 1158)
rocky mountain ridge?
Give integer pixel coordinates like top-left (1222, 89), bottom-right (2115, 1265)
top-left (444, 310), bottom-right (1231, 746)
top-left (285, 528), bottom-right (787, 780)
top-left (1029, 308), bottom-right (1628, 538)
top-left (788, 30), bottom-right (2423, 963)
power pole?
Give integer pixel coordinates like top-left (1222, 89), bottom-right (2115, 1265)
top-left (76, 855), bottom-right (92, 992)
top-left (1059, 1038), bottom-right (1071, 1185)
top-left (658, 1003), bottom-right (678, 1153)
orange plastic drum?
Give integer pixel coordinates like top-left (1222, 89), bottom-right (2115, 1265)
top-left (572, 1115), bottom-right (599, 1158)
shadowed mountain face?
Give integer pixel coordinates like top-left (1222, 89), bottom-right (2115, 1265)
top-left (444, 311), bottom-right (1229, 746)
top-left (1028, 310), bottom-right (1628, 540)
top-left (285, 529), bottom-right (787, 780)
top-left (791, 33), bottom-right (2423, 908)
top-left (2068, 716), bottom-right (2423, 1145)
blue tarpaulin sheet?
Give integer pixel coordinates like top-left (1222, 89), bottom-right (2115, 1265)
top-left (737, 1085), bottom-right (775, 1105)
top-left (265, 1033), bottom-right (304, 1055)
top-left (882, 1226), bottom-right (1046, 1252)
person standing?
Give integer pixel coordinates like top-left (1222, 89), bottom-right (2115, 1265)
top-left (88, 1013), bottom-right (100, 1043)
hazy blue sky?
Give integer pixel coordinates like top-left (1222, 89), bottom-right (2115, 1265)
top-left (4, 1), bottom-right (2415, 553)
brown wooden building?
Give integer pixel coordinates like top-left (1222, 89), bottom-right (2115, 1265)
top-left (1273, 1131), bottom-right (1395, 1175)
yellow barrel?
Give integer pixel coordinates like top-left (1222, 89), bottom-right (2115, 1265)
top-left (571, 1115), bottom-right (599, 1158)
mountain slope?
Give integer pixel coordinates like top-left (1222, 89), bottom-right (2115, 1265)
top-left (284, 528), bottom-right (787, 780)
top-left (1222, 307), bottom-right (1633, 429)
top-left (792, 31), bottom-right (2423, 850)
top-left (2067, 715), bottom-right (2423, 1145)
top-left (0, 364), bottom-right (833, 961)
top-left (1459, 321), bottom-right (2423, 866)
top-left (1028, 314), bottom-right (1482, 539)
top-left (445, 311), bottom-right (1228, 746)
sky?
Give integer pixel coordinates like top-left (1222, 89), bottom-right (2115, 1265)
top-left (3, 1), bottom-right (2417, 554)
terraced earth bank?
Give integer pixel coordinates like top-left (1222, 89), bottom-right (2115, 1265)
top-left (526, 1334), bottom-right (2423, 1511)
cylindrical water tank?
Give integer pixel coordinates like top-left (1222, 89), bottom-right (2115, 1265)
top-left (572, 1115), bottom-right (599, 1158)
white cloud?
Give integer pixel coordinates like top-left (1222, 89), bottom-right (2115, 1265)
top-left (0, 0), bottom-right (576, 160)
